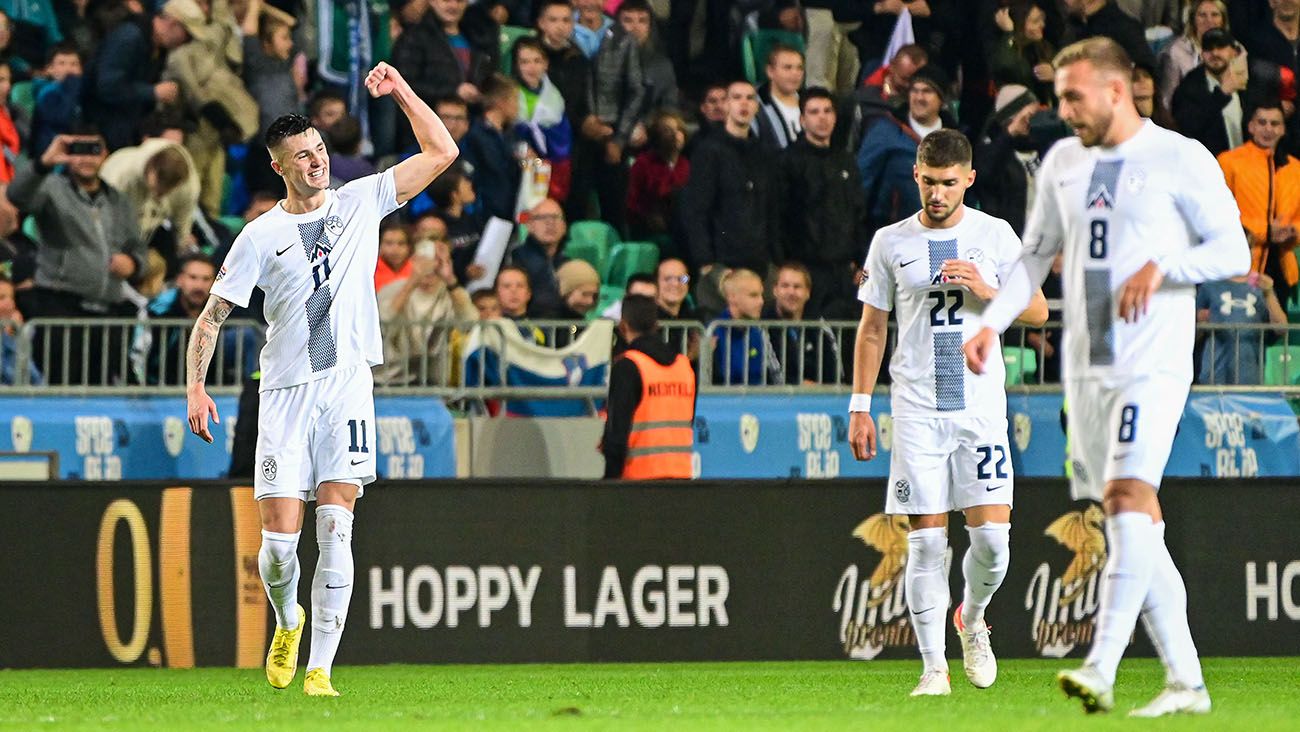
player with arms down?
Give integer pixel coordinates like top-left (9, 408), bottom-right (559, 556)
top-left (185, 62), bottom-right (458, 696)
top-left (849, 129), bottom-right (1048, 697)
top-left (965, 37), bottom-right (1249, 716)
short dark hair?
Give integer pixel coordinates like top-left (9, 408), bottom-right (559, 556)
top-left (308, 90), bottom-right (346, 119)
top-left (621, 294), bottom-right (658, 335)
top-left (496, 265), bottom-right (531, 289)
top-left (480, 73), bottom-right (517, 105)
top-left (625, 273), bottom-right (657, 293)
top-left (258, 17), bottom-right (291, 46)
top-left (799, 86), bottom-right (834, 113)
top-left (535, 0), bottom-right (573, 18)
top-left (265, 113), bottom-right (313, 149)
top-left (1250, 100), bottom-right (1286, 121)
top-left (765, 42), bottom-right (803, 67)
top-left (428, 165), bottom-right (467, 209)
top-left (139, 108), bottom-right (193, 138)
top-left (46, 41), bottom-right (80, 65)
top-left (328, 115), bottom-right (362, 154)
top-left (777, 261), bottom-right (812, 288)
top-left (471, 289), bottom-right (498, 306)
top-left (617, 0), bottom-right (652, 17)
top-left (178, 251), bottom-right (215, 275)
top-left (916, 129), bottom-right (972, 168)
top-left (379, 215), bottom-right (407, 237)
top-left (434, 95), bottom-right (468, 112)
top-left (511, 36), bottom-right (547, 74)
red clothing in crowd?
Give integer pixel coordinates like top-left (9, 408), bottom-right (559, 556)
top-left (374, 257), bottom-right (413, 293)
top-left (625, 150), bottom-right (690, 234)
top-left (0, 108), bottom-right (19, 184)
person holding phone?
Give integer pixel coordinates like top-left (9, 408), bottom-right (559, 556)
top-left (1171, 28), bottom-right (1274, 158)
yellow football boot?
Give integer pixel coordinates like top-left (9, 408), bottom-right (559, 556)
top-left (304, 668), bottom-right (340, 697)
top-left (265, 604), bottom-right (305, 689)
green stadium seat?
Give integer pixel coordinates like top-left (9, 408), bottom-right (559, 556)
top-left (604, 241), bottom-right (660, 288)
top-left (1264, 345), bottom-right (1300, 385)
top-left (1003, 346), bottom-right (1038, 386)
top-left (9, 80), bottom-right (33, 119)
top-left (21, 215), bottom-right (39, 244)
top-left (592, 285), bottom-right (625, 321)
top-left (1286, 294), bottom-right (1300, 323)
top-left (564, 220), bottom-right (620, 276)
top-left (742, 29), bottom-right (806, 86)
top-left (499, 26), bottom-right (535, 73)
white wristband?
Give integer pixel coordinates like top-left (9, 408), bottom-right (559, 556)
top-left (848, 394), bottom-right (872, 413)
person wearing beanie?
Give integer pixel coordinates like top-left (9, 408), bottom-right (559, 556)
top-left (555, 259), bottom-right (601, 319)
top-left (974, 84), bottom-right (1043, 239)
top-left (1172, 27), bottom-right (1281, 158)
top-left (856, 63), bottom-right (956, 230)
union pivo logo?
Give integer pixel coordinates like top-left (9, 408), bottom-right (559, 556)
top-left (833, 513), bottom-right (916, 659)
top-left (1025, 504), bottom-right (1107, 657)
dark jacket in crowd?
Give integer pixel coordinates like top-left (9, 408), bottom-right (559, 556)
top-left (857, 108), bottom-right (928, 228)
top-left (590, 24), bottom-right (646, 147)
top-left (391, 8), bottom-right (497, 150)
top-left (542, 40), bottom-right (593, 124)
top-left (762, 303), bottom-right (842, 385)
top-left (679, 129), bottom-right (782, 273)
top-left (1171, 64), bottom-right (1276, 159)
top-left (780, 137), bottom-right (867, 268)
top-left (460, 119), bottom-right (520, 222)
top-left (8, 161), bottom-right (144, 307)
top-left (974, 126), bottom-right (1038, 236)
top-left (510, 235), bottom-right (569, 317)
top-left (84, 16), bottom-right (158, 151)
top-left (1062, 1), bottom-right (1157, 77)
top-left (603, 333), bottom-right (692, 478)
top-left (639, 41), bottom-right (679, 115)
top-left (754, 82), bottom-right (800, 151)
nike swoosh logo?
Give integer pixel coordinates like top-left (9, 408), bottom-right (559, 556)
top-left (276, 244), bottom-right (295, 256)
top-left (350, 459), bottom-right (366, 466)
top-left (986, 484), bottom-right (1005, 492)
top-left (1112, 453), bottom-right (1131, 462)
top-left (912, 605), bottom-right (936, 615)
top-left (900, 258), bottom-right (921, 268)
top-left (325, 583), bottom-right (350, 590)
top-left (982, 582), bottom-right (999, 586)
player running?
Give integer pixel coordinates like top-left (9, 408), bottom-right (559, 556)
top-left (849, 129), bottom-right (1048, 697)
top-left (185, 62), bottom-right (458, 697)
top-left (965, 37), bottom-right (1249, 716)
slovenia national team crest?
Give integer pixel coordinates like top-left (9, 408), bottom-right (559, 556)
top-left (261, 457), bottom-right (278, 482)
top-left (894, 479), bottom-right (911, 504)
top-left (833, 514), bottom-right (918, 659)
top-left (324, 215), bottom-right (344, 236)
top-left (1025, 504), bottom-right (1107, 657)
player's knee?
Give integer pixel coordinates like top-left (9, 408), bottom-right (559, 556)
top-left (966, 522), bottom-right (1010, 569)
top-left (258, 530), bottom-right (300, 577)
top-left (907, 527), bottom-right (947, 571)
top-left (315, 505), bottom-right (354, 546)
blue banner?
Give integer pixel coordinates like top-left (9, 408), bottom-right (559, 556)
top-left (694, 392), bottom-right (1300, 479)
top-left (0, 395), bottom-right (455, 480)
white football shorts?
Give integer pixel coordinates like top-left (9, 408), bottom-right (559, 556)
top-left (254, 364), bottom-right (377, 501)
top-left (1065, 374), bottom-right (1189, 501)
top-left (886, 416), bottom-right (1014, 515)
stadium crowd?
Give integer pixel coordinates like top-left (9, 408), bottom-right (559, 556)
top-left (0, 0), bottom-right (1299, 388)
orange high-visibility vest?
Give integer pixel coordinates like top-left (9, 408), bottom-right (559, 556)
top-left (621, 350), bottom-right (696, 479)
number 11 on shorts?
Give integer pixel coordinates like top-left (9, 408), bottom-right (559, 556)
top-left (347, 419), bottom-right (369, 453)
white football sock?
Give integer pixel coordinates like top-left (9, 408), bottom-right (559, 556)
top-left (1140, 522), bottom-right (1205, 689)
top-left (1086, 512), bottom-right (1157, 686)
top-left (961, 522), bottom-right (1010, 627)
top-left (258, 529), bottom-right (301, 630)
top-left (906, 527), bottom-right (950, 672)
top-left (307, 505), bottom-right (355, 677)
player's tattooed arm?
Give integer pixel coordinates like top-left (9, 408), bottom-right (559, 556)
top-left (186, 294), bottom-right (235, 389)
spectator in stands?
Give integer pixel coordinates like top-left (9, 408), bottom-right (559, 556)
top-left (28, 43), bottom-right (81, 160)
top-left (241, 0), bottom-right (299, 196)
top-left (512, 197), bottom-right (570, 316)
top-left (572, 0), bottom-right (613, 58)
top-left (434, 96), bottom-right (472, 144)
top-left (858, 65), bottom-right (953, 231)
top-left (391, 0), bottom-right (497, 152)
top-left (308, 90), bottom-right (347, 135)
top-left (0, 62), bottom-right (16, 184)
top-left (780, 87), bottom-right (866, 319)
top-left (711, 268), bottom-right (777, 385)
top-left (0, 272), bottom-right (39, 384)
top-left (974, 84), bottom-right (1041, 236)
top-left (494, 264), bottom-right (547, 343)
top-left (588, 8), bottom-right (646, 230)
top-left (756, 44), bottom-right (804, 151)
top-left (536, 1), bottom-right (593, 132)
top-left (618, 0), bottom-right (677, 113)
top-left (764, 262), bottom-right (840, 385)
top-left (698, 82), bottom-right (727, 127)
top-left (655, 258), bottom-right (696, 321)
top-left (1132, 65), bottom-right (1176, 129)
top-left (802, 1), bottom-right (864, 95)
top-left (1061, 0), bottom-right (1157, 75)
top-left (429, 165), bottom-right (486, 283)
top-left (1197, 272), bottom-right (1287, 385)
top-left (326, 116), bottom-right (376, 185)
top-left (461, 74), bottom-right (522, 222)
top-left (413, 212), bottom-right (450, 243)
top-left (1172, 29), bottom-right (1266, 158)
top-left (144, 252), bottom-right (253, 385)
top-left (511, 37), bottom-right (574, 203)
top-left (83, 5), bottom-right (185, 151)
top-left (839, 43), bottom-right (928, 155)
top-left (1158, 0), bottom-right (1228, 110)
top-left (374, 218), bottom-right (413, 292)
top-left (0, 10), bottom-right (31, 82)
top-left (556, 258), bottom-right (600, 319)
top-left (1246, 0), bottom-right (1300, 92)
top-left (988, 3), bottom-right (1057, 105)
top-left (626, 110), bottom-right (689, 242)
top-left (377, 238), bottom-right (477, 385)
top-left (603, 271), bottom-right (658, 321)
top-left (472, 288), bottom-right (502, 319)
top-left (602, 294), bottom-right (695, 479)
top-left (99, 135), bottom-right (200, 277)
top-left (1218, 102), bottom-right (1300, 306)
top-left (681, 80), bottom-right (782, 320)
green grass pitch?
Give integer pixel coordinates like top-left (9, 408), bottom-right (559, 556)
top-left (0, 658), bottom-right (1293, 730)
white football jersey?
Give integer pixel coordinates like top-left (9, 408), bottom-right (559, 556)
top-left (858, 207), bottom-right (1022, 418)
top-left (982, 120), bottom-right (1249, 384)
top-left (212, 170), bottom-right (404, 391)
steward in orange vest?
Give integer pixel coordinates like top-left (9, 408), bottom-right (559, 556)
top-left (603, 295), bottom-right (696, 479)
